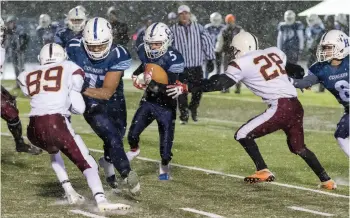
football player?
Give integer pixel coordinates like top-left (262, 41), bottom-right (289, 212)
top-left (167, 31), bottom-right (336, 190)
top-left (54, 7), bottom-right (87, 48)
top-left (0, 17), bottom-right (41, 155)
top-left (66, 17), bottom-right (140, 194)
top-left (126, 22), bottom-right (185, 180)
top-left (17, 43), bottom-right (130, 211)
top-left (290, 30), bottom-right (349, 157)
top-left (277, 10), bottom-right (304, 64)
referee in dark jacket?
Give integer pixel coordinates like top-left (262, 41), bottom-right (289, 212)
top-left (107, 6), bottom-right (129, 46)
top-left (170, 5), bottom-right (215, 124)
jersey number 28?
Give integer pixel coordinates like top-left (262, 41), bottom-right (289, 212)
top-left (26, 66), bottom-right (63, 96)
top-left (253, 53), bottom-right (286, 81)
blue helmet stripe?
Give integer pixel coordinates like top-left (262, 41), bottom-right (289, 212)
top-left (150, 22), bottom-right (158, 37)
top-left (93, 18), bottom-right (98, 39)
top-left (75, 8), bottom-right (78, 16)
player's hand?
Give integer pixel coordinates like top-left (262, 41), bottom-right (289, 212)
top-left (206, 60), bottom-right (214, 73)
top-left (166, 80), bottom-right (188, 99)
top-left (144, 67), bottom-right (153, 84)
top-left (132, 75), bottom-right (146, 90)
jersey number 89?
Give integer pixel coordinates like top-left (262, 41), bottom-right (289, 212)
top-left (26, 66), bottom-right (63, 96)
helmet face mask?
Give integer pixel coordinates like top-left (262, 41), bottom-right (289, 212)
top-left (82, 17), bottom-right (113, 60)
top-left (67, 7), bottom-right (86, 33)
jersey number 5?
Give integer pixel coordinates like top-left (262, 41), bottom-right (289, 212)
top-left (253, 53), bottom-right (286, 81)
top-left (26, 66), bottom-right (63, 96)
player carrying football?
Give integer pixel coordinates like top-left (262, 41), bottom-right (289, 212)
top-left (290, 30), bottom-right (349, 157)
top-left (66, 17), bottom-right (140, 194)
top-left (126, 22), bottom-right (185, 180)
top-left (0, 17), bottom-right (41, 155)
top-left (167, 31), bottom-right (336, 189)
top-left (17, 43), bottom-right (130, 211)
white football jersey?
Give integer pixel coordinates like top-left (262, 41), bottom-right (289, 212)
top-left (226, 47), bottom-right (297, 103)
top-left (17, 60), bottom-right (85, 116)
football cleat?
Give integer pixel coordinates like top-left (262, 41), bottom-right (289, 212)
top-left (16, 142), bottom-right (42, 155)
top-left (244, 169), bottom-right (275, 183)
top-left (98, 157), bottom-right (118, 188)
top-left (65, 191), bottom-right (85, 205)
top-left (319, 179), bottom-right (337, 190)
top-left (126, 148), bottom-right (140, 161)
top-left (179, 120), bottom-right (187, 125)
top-left (159, 164), bottom-right (170, 180)
top-left (97, 199), bottom-right (130, 212)
top-left (125, 171), bottom-right (140, 195)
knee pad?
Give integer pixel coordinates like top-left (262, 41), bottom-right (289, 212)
top-left (74, 135), bottom-right (98, 170)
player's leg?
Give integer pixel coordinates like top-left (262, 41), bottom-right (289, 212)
top-left (178, 68), bottom-right (190, 124)
top-left (234, 82), bottom-right (241, 94)
top-left (154, 106), bottom-right (176, 180)
top-left (334, 112), bottom-right (349, 156)
top-left (127, 101), bottom-right (155, 160)
top-left (84, 110), bottom-right (140, 195)
top-left (235, 100), bottom-right (285, 183)
top-left (283, 99), bottom-right (336, 189)
top-left (215, 52), bottom-right (222, 75)
top-left (1, 86), bottom-right (41, 154)
top-left (188, 66), bottom-right (203, 122)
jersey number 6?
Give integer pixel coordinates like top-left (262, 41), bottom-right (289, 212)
top-left (253, 53), bottom-right (286, 81)
top-left (26, 66), bottom-right (63, 96)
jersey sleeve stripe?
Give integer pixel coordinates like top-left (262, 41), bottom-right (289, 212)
top-left (228, 61), bottom-right (241, 71)
top-left (72, 69), bottom-right (85, 78)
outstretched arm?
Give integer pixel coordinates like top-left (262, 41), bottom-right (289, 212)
top-left (290, 74), bottom-right (319, 89)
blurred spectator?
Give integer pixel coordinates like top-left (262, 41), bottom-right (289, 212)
top-left (107, 6), bottom-right (129, 46)
top-left (335, 14), bottom-right (349, 34)
top-left (170, 5), bottom-right (215, 123)
top-left (204, 12), bottom-right (225, 78)
top-left (167, 12), bottom-right (177, 26)
top-left (135, 15), bottom-right (153, 49)
top-left (305, 14), bottom-right (325, 68)
top-left (36, 14), bottom-right (58, 46)
top-left (216, 14), bottom-right (243, 93)
top-left (5, 15), bottom-right (29, 86)
top-left (324, 15), bottom-right (336, 31)
top-left (54, 7), bottom-right (86, 48)
top-left (277, 10), bottom-right (304, 64)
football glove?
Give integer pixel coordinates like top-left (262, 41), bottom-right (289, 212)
top-left (131, 75), bottom-right (146, 90)
top-left (285, 62), bottom-right (305, 79)
top-left (166, 80), bottom-right (188, 99)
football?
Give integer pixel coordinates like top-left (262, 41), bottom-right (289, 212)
top-left (144, 63), bottom-right (168, 85)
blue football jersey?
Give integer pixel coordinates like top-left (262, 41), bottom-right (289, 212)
top-left (137, 43), bottom-right (184, 107)
top-left (309, 56), bottom-right (349, 109)
top-left (66, 38), bottom-right (132, 98)
top-left (55, 28), bottom-right (82, 48)
top-left (277, 21), bottom-right (304, 51)
top-left (204, 23), bottom-right (225, 44)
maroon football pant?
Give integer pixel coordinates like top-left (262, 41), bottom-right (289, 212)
top-left (235, 97), bottom-right (305, 154)
top-left (27, 114), bottom-right (91, 172)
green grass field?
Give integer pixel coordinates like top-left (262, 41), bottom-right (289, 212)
top-left (1, 80), bottom-right (349, 218)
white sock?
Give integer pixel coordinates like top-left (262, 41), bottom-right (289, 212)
top-left (337, 137), bottom-right (349, 157)
top-left (99, 157), bottom-right (115, 178)
top-left (159, 163), bottom-right (170, 174)
top-left (51, 152), bottom-right (69, 183)
top-left (83, 168), bottom-right (106, 203)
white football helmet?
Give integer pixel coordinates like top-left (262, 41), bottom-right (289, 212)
top-left (306, 14), bottom-right (322, 27)
top-left (67, 7), bottom-right (87, 33)
top-left (39, 14), bottom-right (51, 28)
top-left (210, 12), bottom-right (222, 27)
top-left (284, 10), bottom-right (295, 25)
top-left (75, 5), bottom-right (87, 15)
top-left (83, 17), bottom-right (113, 60)
top-left (144, 22), bottom-right (173, 59)
top-left (38, 43), bottom-right (67, 65)
top-left (230, 31), bottom-right (258, 59)
top-left (316, 30), bottom-right (349, 62)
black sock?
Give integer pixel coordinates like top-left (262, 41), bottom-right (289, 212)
top-left (7, 117), bottom-right (24, 144)
top-left (238, 138), bottom-right (268, 171)
top-left (297, 148), bottom-right (331, 182)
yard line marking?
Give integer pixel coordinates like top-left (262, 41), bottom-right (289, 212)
top-left (287, 206), bottom-right (335, 217)
top-left (70, 209), bottom-right (106, 218)
top-left (180, 208), bottom-right (225, 218)
top-left (2, 133), bottom-right (349, 199)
